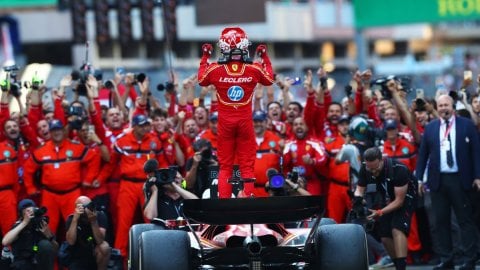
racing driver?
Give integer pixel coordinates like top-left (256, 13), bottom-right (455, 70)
top-left (198, 27), bottom-right (274, 198)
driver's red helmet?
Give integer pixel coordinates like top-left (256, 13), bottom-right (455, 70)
top-left (218, 27), bottom-right (251, 53)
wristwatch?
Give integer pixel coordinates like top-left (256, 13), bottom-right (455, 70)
top-left (292, 184), bottom-right (299, 191)
top-left (48, 236), bottom-right (55, 242)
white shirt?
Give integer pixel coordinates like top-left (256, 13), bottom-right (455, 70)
top-left (439, 116), bottom-right (458, 173)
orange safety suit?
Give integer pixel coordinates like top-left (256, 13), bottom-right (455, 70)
top-left (97, 130), bottom-right (167, 256)
top-left (0, 141), bottom-right (19, 236)
top-left (324, 135), bottom-right (351, 223)
top-left (23, 139), bottom-right (98, 233)
top-left (253, 131), bottom-right (281, 197)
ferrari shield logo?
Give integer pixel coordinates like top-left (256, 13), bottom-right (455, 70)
top-left (232, 64), bottom-right (238, 71)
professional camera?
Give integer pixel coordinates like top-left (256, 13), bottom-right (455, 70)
top-left (31, 207), bottom-right (49, 228)
top-left (31, 74), bottom-right (43, 90)
top-left (201, 148), bottom-right (213, 161)
top-left (71, 42), bottom-right (96, 96)
top-left (145, 167), bottom-right (177, 191)
top-left (82, 201), bottom-right (104, 212)
top-left (414, 98), bottom-right (427, 111)
top-left (104, 80), bottom-right (114, 89)
top-left (449, 90), bottom-right (467, 102)
top-left (133, 73), bottom-right (146, 84)
top-left (348, 196), bottom-right (375, 231)
top-left (67, 105), bottom-right (86, 130)
top-left (71, 63), bottom-right (93, 96)
top-left (266, 168), bottom-right (301, 196)
top-left (371, 75), bottom-right (413, 99)
top-left (156, 81), bottom-right (175, 93)
top-left (348, 115), bottom-right (384, 146)
top-left (1, 65), bottom-right (22, 98)
top-left (143, 159), bottom-right (178, 191)
top-left (287, 167), bottom-right (299, 183)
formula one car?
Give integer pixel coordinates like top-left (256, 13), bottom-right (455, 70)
top-left (128, 196), bottom-right (368, 270)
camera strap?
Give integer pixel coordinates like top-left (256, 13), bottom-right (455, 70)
top-left (382, 158), bottom-right (394, 203)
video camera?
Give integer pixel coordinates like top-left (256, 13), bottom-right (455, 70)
top-left (266, 168), bottom-right (300, 196)
top-left (31, 207), bottom-right (49, 228)
top-left (71, 63), bottom-right (95, 96)
top-left (1, 65), bottom-right (22, 98)
top-left (371, 75), bottom-right (413, 99)
top-left (71, 42), bottom-right (97, 96)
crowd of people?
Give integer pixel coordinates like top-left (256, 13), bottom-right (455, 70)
top-left (0, 33), bottom-right (480, 270)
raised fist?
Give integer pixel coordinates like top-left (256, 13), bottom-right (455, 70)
top-left (256, 44), bottom-right (267, 57)
top-left (202, 43), bottom-right (213, 57)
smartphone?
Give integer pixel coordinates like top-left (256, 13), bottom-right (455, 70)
top-left (88, 125), bottom-right (95, 134)
top-left (464, 70), bottom-right (473, 80)
top-left (416, 88), bottom-right (424, 99)
top-left (116, 67), bottom-right (125, 75)
top-left (292, 77), bottom-right (302, 85)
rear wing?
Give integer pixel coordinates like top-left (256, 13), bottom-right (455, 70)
top-left (183, 196), bottom-right (324, 225)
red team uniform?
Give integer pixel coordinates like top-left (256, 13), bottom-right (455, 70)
top-left (283, 137), bottom-right (328, 195)
top-left (198, 27), bottom-right (274, 198)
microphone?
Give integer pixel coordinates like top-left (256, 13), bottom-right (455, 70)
top-left (144, 159), bottom-right (159, 174)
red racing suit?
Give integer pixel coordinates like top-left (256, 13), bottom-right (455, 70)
top-left (198, 60), bottom-right (274, 198)
top-left (282, 136), bottom-right (328, 195)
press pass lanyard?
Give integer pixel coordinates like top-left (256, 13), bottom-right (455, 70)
top-left (441, 118), bottom-right (454, 145)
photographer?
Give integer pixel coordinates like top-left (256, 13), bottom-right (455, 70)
top-left (353, 147), bottom-right (415, 270)
top-left (2, 199), bottom-right (57, 270)
top-left (185, 139), bottom-right (218, 198)
top-left (63, 196), bottom-right (110, 270)
top-left (144, 167), bottom-right (198, 222)
top-left (264, 169), bottom-right (311, 197)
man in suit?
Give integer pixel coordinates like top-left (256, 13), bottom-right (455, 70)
top-left (416, 94), bottom-right (480, 270)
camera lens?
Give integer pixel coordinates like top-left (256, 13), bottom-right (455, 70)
top-left (157, 83), bottom-right (165, 91)
top-left (71, 70), bottom-right (80, 81)
top-left (136, 73), bottom-right (146, 83)
top-left (104, 80), bottom-right (114, 89)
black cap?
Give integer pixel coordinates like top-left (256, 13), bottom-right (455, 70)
top-left (384, 119), bottom-right (398, 130)
top-left (18, 199), bottom-right (36, 213)
top-left (49, 119), bottom-right (64, 130)
top-left (209, 111), bottom-right (218, 122)
top-left (132, 114), bottom-right (149, 126)
top-left (338, 115), bottom-right (350, 124)
top-left (252, 110), bottom-right (267, 121)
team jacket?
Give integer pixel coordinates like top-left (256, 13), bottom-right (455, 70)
top-left (23, 139), bottom-right (97, 195)
top-left (198, 61), bottom-right (274, 115)
top-left (282, 137), bottom-right (328, 186)
top-left (97, 131), bottom-right (167, 182)
top-left (198, 128), bottom-right (218, 150)
top-left (382, 137), bottom-right (416, 172)
top-left (0, 141), bottom-right (19, 189)
top-left (324, 135), bottom-right (350, 185)
top-left (156, 129), bottom-right (179, 166)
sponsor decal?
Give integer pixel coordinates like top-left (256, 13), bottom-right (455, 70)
top-left (227, 86), bottom-right (244, 101)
